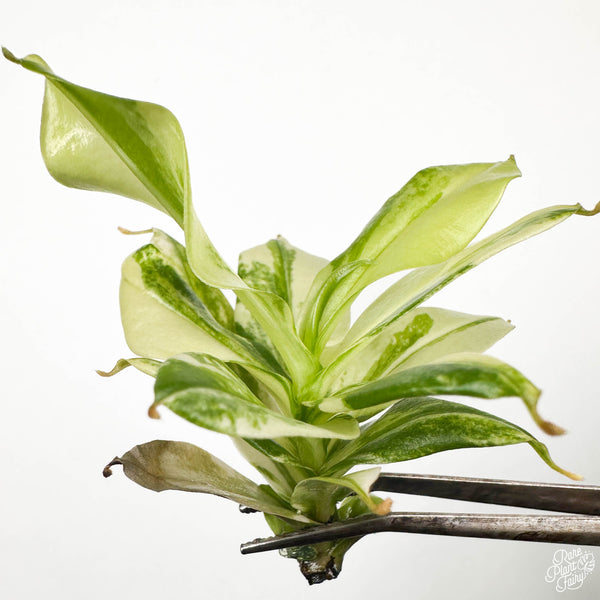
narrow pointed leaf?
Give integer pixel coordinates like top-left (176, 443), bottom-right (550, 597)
top-left (4, 49), bottom-right (188, 225)
top-left (341, 156), bottom-right (520, 279)
top-left (300, 157), bottom-right (520, 350)
top-left (104, 440), bottom-right (311, 522)
top-left (345, 203), bottom-right (591, 345)
top-left (153, 354), bottom-right (359, 440)
top-left (313, 308), bottom-right (513, 399)
top-left (323, 397), bottom-right (579, 480)
top-left (319, 352), bottom-right (561, 435)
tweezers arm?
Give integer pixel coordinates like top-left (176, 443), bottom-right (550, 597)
top-left (240, 513), bottom-right (600, 554)
top-left (373, 474), bottom-right (600, 515)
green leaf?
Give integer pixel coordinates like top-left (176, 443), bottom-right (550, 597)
top-left (148, 229), bottom-right (234, 329)
top-left (320, 352), bottom-right (561, 434)
top-left (103, 439), bottom-right (312, 522)
top-left (238, 236), bottom-right (326, 323)
top-left (233, 438), bottom-right (311, 499)
top-left (298, 260), bottom-right (372, 354)
top-left (235, 236), bottom-right (351, 361)
top-left (345, 203), bottom-right (591, 345)
top-left (347, 157), bottom-right (521, 279)
top-left (153, 354), bottom-right (360, 440)
top-left (96, 357), bottom-right (162, 378)
top-left (184, 203), bottom-right (318, 386)
top-left (314, 308), bottom-right (513, 399)
top-left (119, 232), bottom-right (265, 366)
top-left (290, 467), bottom-right (383, 522)
top-left (322, 397), bottom-right (580, 480)
top-left (300, 157), bottom-right (521, 351)
top-left (4, 48), bottom-right (188, 225)
top-left (5, 49), bottom-right (318, 386)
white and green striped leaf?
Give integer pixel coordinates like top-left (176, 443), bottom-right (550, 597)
top-left (104, 440), bottom-right (312, 522)
top-left (322, 397), bottom-right (579, 480)
top-left (153, 354), bottom-right (360, 440)
top-left (290, 467), bottom-right (384, 522)
top-left (185, 203), bottom-right (318, 386)
top-left (319, 352), bottom-right (562, 435)
top-left (119, 233), bottom-right (266, 366)
top-left (235, 236), bottom-right (351, 359)
top-left (313, 308), bottom-right (513, 399)
top-left (238, 236), bottom-right (328, 323)
top-left (345, 203), bottom-right (593, 346)
top-left (300, 157), bottom-right (521, 351)
top-left (6, 48), bottom-right (318, 387)
top-left (4, 49), bottom-right (188, 226)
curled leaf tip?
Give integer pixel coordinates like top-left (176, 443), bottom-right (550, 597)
top-left (118, 226), bottom-right (154, 235)
top-left (2, 47), bottom-right (17, 62)
top-left (538, 419), bottom-right (566, 436)
top-left (373, 497), bottom-right (393, 516)
top-left (576, 201), bottom-right (600, 217)
top-left (96, 359), bottom-right (131, 377)
top-left (148, 404), bottom-right (161, 419)
top-left (103, 457), bottom-right (123, 478)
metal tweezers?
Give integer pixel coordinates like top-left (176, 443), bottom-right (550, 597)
top-left (240, 473), bottom-right (600, 554)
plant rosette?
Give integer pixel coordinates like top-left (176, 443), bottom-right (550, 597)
top-left (4, 47), bottom-right (599, 584)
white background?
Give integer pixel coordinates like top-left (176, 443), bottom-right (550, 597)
top-left (2, 1), bottom-right (600, 598)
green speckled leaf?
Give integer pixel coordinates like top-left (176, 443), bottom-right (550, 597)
top-left (153, 354), bottom-right (359, 440)
top-left (237, 236), bottom-right (332, 324)
top-left (319, 352), bottom-right (562, 435)
top-left (300, 157), bottom-right (521, 351)
top-left (345, 204), bottom-right (585, 346)
top-left (119, 234), bottom-right (264, 366)
top-left (4, 49), bottom-right (188, 225)
top-left (185, 204), bottom-right (318, 385)
top-left (105, 440), bottom-right (311, 522)
top-left (322, 397), bottom-right (579, 480)
top-left (315, 308), bottom-right (513, 399)
top-left (235, 236), bottom-right (351, 380)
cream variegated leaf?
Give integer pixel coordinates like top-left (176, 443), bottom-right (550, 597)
top-left (314, 308), bottom-right (513, 398)
top-left (300, 157), bottom-right (521, 352)
top-left (153, 354), bottom-right (360, 440)
top-left (3, 49), bottom-right (188, 225)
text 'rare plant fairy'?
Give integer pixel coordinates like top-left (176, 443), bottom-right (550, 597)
top-left (5, 47), bottom-right (599, 584)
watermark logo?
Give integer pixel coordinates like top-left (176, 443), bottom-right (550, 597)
top-left (545, 548), bottom-right (595, 592)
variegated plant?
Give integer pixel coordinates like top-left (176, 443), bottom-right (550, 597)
top-left (5, 47), bottom-right (599, 584)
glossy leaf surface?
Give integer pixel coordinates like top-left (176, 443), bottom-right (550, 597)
top-left (320, 352), bottom-right (560, 434)
top-left (4, 49), bottom-right (188, 225)
top-left (345, 204), bottom-right (586, 345)
top-left (314, 308), bottom-right (513, 399)
top-left (301, 157), bottom-right (520, 350)
top-left (323, 397), bottom-right (579, 479)
top-left (119, 231), bottom-right (264, 365)
top-left (154, 354), bottom-right (359, 439)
